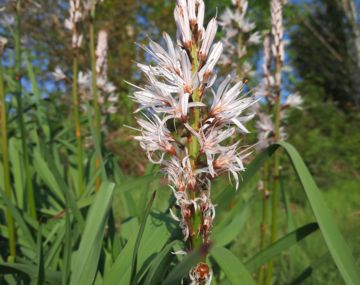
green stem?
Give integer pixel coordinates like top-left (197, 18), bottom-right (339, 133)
top-left (72, 51), bottom-right (84, 195)
top-left (265, 54), bottom-right (282, 285)
top-left (188, 44), bottom-right (204, 256)
top-left (89, 9), bottom-right (102, 191)
top-left (15, 0), bottom-right (36, 219)
top-left (0, 51), bottom-right (16, 258)
top-left (258, 161), bottom-right (270, 285)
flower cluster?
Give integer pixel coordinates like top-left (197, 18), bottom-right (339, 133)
top-left (218, 0), bottom-right (260, 79)
top-left (129, 0), bottom-right (255, 283)
top-left (254, 0), bottom-right (302, 150)
top-left (64, 0), bottom-right (83, 49)
top-left (53, 29), bottom-right (117, 117)
top-left (83, 0), bottom-right (104, 12)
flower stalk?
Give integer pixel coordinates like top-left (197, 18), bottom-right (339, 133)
top-left (88, 5), bottom-right (102, 191)
top-left (130, 1), bottom-right (255, 283)
top-left (265, 0), bottom-right (284, 282)
top-left (251, 1), bottom-right (302, 283)
top-left (66, 0), bottom-right (84, 195)
top-left (72, 51), bottom-right (84, 195)
top-left (0, 37), bottom-right (16, 258)
top-left (14, 0), bottom-right (37, 219)
top-left (219, 0), bottom-right (260, 80)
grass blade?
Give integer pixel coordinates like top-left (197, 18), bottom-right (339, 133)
top-left (143, 240), bottom-right (181, 285)
top-left (35, 223), bottom-right (45, 285)
top-left (130, 191), bottom-right (156, 285)
top-left (211, 246), bottom-right (256, 285)
top-left (278, 141), bottom-right (360, 285)
top-left (69, 182), bottom-right (115, 285)
top-left (0, 193), bottom-right (36, 249)
top-left (245, 222), bottom-right (319, 272)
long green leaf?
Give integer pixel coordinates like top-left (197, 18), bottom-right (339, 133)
top-left (143, 240), bottom-right (181, 285)
top-left (278, 142), bottom-right (360, 285)
top-left (69, 182), bottom-right (115, 285)
top-left (0, 193), bottom-right (36, 249)
top-left (130, 191), bottom-right (156, 285)
top-left (103, 212), bottom-right (172, 285)
top-left (35, 224), bottom-right (45, 285)
top-left (212, 196), bottom-right (252, 247)
top-left (211, 247), bottom-right (256, 285)
top-left (245, 222), bottom-right (319, 272)
top-left (0, 263), bottom-right (61, 284)
top-left (62, 211), bottom-right (71, 285)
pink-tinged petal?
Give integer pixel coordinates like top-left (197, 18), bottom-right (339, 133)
top-left (197, 1), bottom-right (205, 32)
top-left (199, 18), bottom-right (218, 60)
top-left (187, 0), bottom-right (196, 23)
top-left (200, 42), bottom-right (223, 75)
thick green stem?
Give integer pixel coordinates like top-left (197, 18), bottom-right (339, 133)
top-left (89, 10), bottom-right (102, 191)
top-left (258, 161), bottom-right (270, 285)
top-left (265, 54), bottom-right (282, 285)
top-left (15, 0), bottom-right (36, 219)
top-left (72, 52), bottom-right (84, 195)
top-left (1, 52), bottom-right (16, 258)
top-left (187, 44), bottom-right (204, 256)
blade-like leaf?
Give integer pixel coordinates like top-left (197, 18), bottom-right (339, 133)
top-left (278, 142), bottom-right (360, 285)
top-left (35, 224), bottom-right (45, 285)
top-left (69, 182), bottom-right (115, 285)
top-left (0, 263), bottom-right (61, 284)
top-left (0, 193), bottom-right (36, 249)
top-left (212, 196), bottom-right (252, 247)
top-left (211, 247), bottom-right (256, 285)
top-left (143, 240), bottom-right (181, 285)
top-left (245, 222), bottom-right (319, 272)
top-left (130, 191), bottom-right (156, 285)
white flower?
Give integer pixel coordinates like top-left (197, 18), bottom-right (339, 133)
top-left (96, 29), bottom-right (108, 79)
top-left (254, 111), bottom-right (288, 150)
top-left (139, 36), bottom-right (198, 93)
top-left (209, 75), bottom-right (255, 132)
top-left (78, 71), bottom-right (91, 89)
top-left (129, 0), bottom-right (255, 265)
top-left (174, 0), bottom-right (192, 48)
top-left (248, 31), bottom-right (261, 44)
top-left (65, 0), bottom-right (83, 49)
top-left (197, 1), bottom-right (205, 36)
top-left (0, 36), bottom-right (8, 55)
top-left (213, 144), bottom-right (249, 190)
top-left (83, 0), bottom-right (104, 12)
top-left (163, 154), bottom-right (197, 192)
top-left (186, 124), bottom-right (236, 176)
top-left (134, 114), bottom-right (176, 164)
top-left (72, 34), bottom-right (83, 49)
top-left (285, 92), bottom-right (303, 109)
top-left (199, 18), bottom-right (218, 61)
top-left (219, 0), bottom-right (259, 79)
top-left (271, 0), bottom-right (284, 62)
top-left (52, 66), bottom-right (66, 81)
top-left (198, 42), bottom-right (223, 87)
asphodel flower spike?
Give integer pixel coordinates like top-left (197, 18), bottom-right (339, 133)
top-left (253, 0), bottom-right (302, 150)
top-left (128, 1), bottom-right (255, 283)
top-left (64, 0), bottom-right (83, 49)
top-left (219, 0), bottom-right (260, 79)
